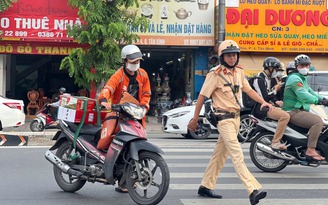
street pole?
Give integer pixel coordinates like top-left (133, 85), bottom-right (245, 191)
top-left (218, 0), bottom-right (226, 45)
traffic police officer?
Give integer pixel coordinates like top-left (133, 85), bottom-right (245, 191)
top-left (188, 40), bottom-right (272, 205)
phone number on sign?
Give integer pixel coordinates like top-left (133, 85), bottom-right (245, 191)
top-left (283, 48), bottom-right (328, 52)
top-left (3, 31), bottom-right (28, 37)
top-left (38, 32), bottom-right (69, 38)
top-left (2, 31), bottom-right (69, 38)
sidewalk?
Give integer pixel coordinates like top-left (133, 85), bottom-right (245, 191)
top-left (146, 116), bottom-right (164, 134)
top-left (0, 116), bottom-right (164, 146)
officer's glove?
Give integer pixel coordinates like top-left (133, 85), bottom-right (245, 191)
top-left (318, 99), bottom-right (328, 106)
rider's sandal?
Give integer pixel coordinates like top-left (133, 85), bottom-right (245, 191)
top-left (115, 186), bottom-right (128, 193)
top-left (305, 154), bottom-right (326, 162)
top-left (271, 142), bottom-right (288, 151)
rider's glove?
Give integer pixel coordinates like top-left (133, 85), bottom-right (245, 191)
top-left (318, 99), bottom-right (328, 106)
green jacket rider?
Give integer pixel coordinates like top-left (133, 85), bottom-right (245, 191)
top-left (282, 72), bottom-right (324, 112)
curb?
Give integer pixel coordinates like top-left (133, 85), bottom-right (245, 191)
top-left (0, 126), bottom-right (164, 147)
top-left (0, 116), bottom-right (164, 146)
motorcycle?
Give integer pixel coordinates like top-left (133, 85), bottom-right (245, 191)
top-left (44, 102), bottom-right (170, 205)
top-left (249, 104), bottom-right (328, 172)
top-left (30, 103), bottom-right (58, 132)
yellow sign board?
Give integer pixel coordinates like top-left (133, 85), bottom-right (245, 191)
top-left (129, 0), bottom-right (215, 46)
top-left (225, 1), bottom-right (328, 53)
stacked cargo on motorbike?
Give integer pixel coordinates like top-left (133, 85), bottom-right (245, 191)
top-left (57, 95), bottom-right (105, 124)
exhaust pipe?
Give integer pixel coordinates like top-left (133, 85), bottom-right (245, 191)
top-left (45, 150), bottom-right (83, 177)
top-left (257, 142), bottom-right (299, 163)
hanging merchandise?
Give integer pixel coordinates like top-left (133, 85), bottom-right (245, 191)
top-left (185, 92), bottom-right (192, 106)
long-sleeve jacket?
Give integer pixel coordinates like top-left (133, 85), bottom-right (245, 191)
top-left (253, 72), bottom-right (279, 104)
top-left (282, 73), bottom-right (324, 112)
top-left (98, 67), bottom-right (151, 126)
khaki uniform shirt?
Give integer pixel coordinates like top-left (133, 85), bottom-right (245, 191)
top-left (200, 65), bottom-right (252, 112)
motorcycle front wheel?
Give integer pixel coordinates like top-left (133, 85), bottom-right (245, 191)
top-left (30, 120), bottom-right (44, 132)
top-left (53, 141), bottom-right (86, 192)
top-left (250, 132), bottom-right (287, 172)
top-left (126, 151), bottom-right (170, 205)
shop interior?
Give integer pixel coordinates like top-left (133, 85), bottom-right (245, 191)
top-left (8, 49), bottom-right (193, 116)
top-left (9, 54), bottom-right (82, 114)
top-left (139, 48), bottom-right (194, 117)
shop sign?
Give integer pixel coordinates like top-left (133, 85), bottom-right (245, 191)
top-left (0, 0), bottom-right (78, 42)
top-left (0, 42), bottom-right (82, 55)
top-left (226, 0), bottom-right (328, 53)
top-left (129, 0), bottom-right (215, 46)
top-left (0, 0), bottom-right (215, 46)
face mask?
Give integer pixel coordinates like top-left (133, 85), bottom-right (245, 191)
top-left (127, 63), bottom-right (139, 72)
top-left (276, 71), bottom-right (284, 78)
top-left (298, 68), bottom-right (309, 75)
top-left (271, 71), bottom-right (277, 78)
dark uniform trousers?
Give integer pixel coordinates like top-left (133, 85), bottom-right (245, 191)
top-left (200, 117), bottom-right (262, 194)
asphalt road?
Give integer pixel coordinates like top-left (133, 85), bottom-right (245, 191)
top-left (1, 135), bottom-right (328, 205)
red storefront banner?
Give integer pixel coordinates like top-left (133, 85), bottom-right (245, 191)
top-left (0, 0), bottom-right (78, 42)
top-left (0, 41), bottom-right (86, 55)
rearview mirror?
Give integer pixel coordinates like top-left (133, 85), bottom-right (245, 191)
top-left (318, 85), bottom-right (322, 93)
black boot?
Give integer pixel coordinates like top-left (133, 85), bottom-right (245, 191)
top-left (197, 186), bottom-right (222, 198)
top-left (249, 190), bottom-right (267, 205)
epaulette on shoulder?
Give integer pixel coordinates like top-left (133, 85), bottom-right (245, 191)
top-left (214, 67), bottom-right (222, 75)
top-left (236, 65), bottom-right (244, 69)
top-left (211, 65), bottom-right (222, 75)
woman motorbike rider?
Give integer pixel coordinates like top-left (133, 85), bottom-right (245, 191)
top-left (282, 54), bottom-right (328, 161)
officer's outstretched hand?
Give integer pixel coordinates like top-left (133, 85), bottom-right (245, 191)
top-left (188, 118), bottom-right (198, 132)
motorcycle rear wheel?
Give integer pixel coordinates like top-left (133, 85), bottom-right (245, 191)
top-left (250, 132), bottom-right (287, 172)
top-left (238, 114), bottom-right (255, 142)
top-left (53, 141), bottom-right (86, 192)
top-left (30, 120), bottom-right (45, 132)
top-left (126, 151), bottom-right (170, 205)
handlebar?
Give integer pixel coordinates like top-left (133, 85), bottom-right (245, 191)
top-left (111, 104), bottom-right (122, 112)
top-left (100, 104), bottom-right (122, 111)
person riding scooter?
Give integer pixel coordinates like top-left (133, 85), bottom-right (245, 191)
top-left (253, 57), bottom-right (290, 151)
top-left (282, 54), bottom-right (328, 161)
top-left (97, 44), bottom-right (151, 193)
top-left (50, 88), bottom-right (68, 123)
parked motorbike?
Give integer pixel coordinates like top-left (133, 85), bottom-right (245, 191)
top-left (249, 105), bottom-right (328, 172)
top-left (30, 103), bottom-right (58, 132)
top-left (44, 102), bottom-right (170, 205)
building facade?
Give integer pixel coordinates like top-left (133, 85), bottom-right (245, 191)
top-left (1, 0), bottom-right (328, 115)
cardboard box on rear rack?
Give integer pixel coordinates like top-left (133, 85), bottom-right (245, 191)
top-left (57, 95), bottom-right (101, 124)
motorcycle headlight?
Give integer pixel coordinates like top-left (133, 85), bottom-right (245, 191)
top-left (121, 103), bottom-right (144, 120)
top-left (169, 111), bottom-right (190, 118)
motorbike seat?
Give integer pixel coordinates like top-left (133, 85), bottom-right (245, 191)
top-left (287, 123), bottom-right (309, 135)
top-left (261, 117), bottom-right (309, 135)
top-left (65, 121), bottom-right (102, 135)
